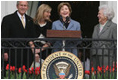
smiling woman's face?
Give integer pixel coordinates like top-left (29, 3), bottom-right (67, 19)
top-left (60, 5), bottom-right (70, 18)
top-left (97, 9), bottom-right (107, 24)
top-left (43, 10), bottom-right (51, 20)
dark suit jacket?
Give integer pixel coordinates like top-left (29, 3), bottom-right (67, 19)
top-left (1, 11), bottom-right (35, 38)
top-left (1, 11), bottom-right (36, 68)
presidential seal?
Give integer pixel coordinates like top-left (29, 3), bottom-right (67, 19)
top-left (41, 51), bottom-right (83, 79)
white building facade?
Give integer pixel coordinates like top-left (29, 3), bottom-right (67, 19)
top-left (1, 1), bottom-right (117, 23)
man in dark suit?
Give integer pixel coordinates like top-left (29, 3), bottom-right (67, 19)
top-left (1, 1), bottom-right (35, 68)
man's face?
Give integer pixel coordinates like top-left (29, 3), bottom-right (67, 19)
top-left (17, 1), bottom-right (28, 16)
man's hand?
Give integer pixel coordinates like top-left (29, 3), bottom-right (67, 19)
top-left (3, 53), bottom-right (8, 61)
top-left (29, 41), bottom-right (39, 53)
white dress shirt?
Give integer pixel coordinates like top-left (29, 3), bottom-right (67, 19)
top-left (17, 11), bottom-right (26, 26)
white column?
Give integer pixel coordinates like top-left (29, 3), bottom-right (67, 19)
top-left (107, 1), bottom-right (117, 23)
top-left (27, 1), bottom-right (38, 18)
top-left (100, 1), bottom-right (117, 23)
top-left (1, 1), bottom-right (17, 21)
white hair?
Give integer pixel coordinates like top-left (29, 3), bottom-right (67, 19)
top-left (99, 5), bottom-right (115, 20)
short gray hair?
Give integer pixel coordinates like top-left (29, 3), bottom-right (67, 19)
top-left (99, 5), bottom-right (115, 20)
top-left (16, 1), bottom-right (29, 6)
top-left (16, 1), bottom-right (20, 5)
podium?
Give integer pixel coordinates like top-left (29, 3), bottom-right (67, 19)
top-left (47, 30), bottom-right (81, 51)
top-left (47, 30), bottom-right (81, 38)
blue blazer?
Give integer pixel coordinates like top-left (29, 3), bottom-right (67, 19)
top-left (51, 19), bottom-right (81, 56)
top-left (52, 19), bottom-right (81, 30)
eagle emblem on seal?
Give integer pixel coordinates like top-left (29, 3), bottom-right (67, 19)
top-left (53, 61), bottom-right (73, 79)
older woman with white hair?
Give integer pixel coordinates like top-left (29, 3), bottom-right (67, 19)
top-left (92, 5), bottom-right (117, 68)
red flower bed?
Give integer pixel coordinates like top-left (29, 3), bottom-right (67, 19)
top-left (4, 64), bottom-right (41, 79)
top-left (85, 65), bottom-right (117, 79)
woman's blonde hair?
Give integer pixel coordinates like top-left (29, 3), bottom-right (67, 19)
top-left (58, 2), bottom-right (72, 16)
top-left (34, 4), bottom-right (52, 24)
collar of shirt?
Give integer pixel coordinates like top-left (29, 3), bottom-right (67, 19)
top-left (99, 21), bottom-right (108, 33)
top-left (38, 22), bottom-right (47, 27)
top-left (17, 11), bottom-right (26, 24)
top-left (100, 21), bottom-right (108, 27)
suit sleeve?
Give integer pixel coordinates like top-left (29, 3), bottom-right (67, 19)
top-left (77, 22), bottom-right (82, 38)
top-left (29, 22), bottom-right (37, 38)
top-left (52, 22), bottom-right (56, 30)
top-left (76, 22), bottom-right (81, 31)
top-left (92, 25), bottom-right (98, 39)
top-left (27, 16), bottom-right (37, 38)
top-left (1, 17), bottom-right (10, 55)
top-left (1, 17), bottom-right (10, 38)
top-left (71, 22), bottom-right (82, 46)
top-left (112, 24), bottom-right (117, 39)
top-left (112, 24), bottom-right (117, 61)
top-left (49, 22), bottom-right (57, 44)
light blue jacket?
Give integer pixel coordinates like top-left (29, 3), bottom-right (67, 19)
top-left (51, 19), bottom-right (82, 56)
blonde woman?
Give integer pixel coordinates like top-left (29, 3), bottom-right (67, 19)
top-left (29, 4), bottom-right (52, 59)
top-left (34, 4), bottom-right (52, 38)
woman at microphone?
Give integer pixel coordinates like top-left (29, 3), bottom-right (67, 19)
top-left (51, 2), bottom-right (82, 56)
top-left (33, 2), bottom-right (82, 56)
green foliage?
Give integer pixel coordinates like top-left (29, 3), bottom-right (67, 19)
top-left (4, 64), bottom-right (41, 79)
